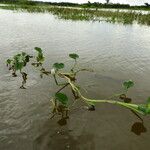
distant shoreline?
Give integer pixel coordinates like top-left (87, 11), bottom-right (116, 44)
top-left (0, 0), bottom-right (150, 11)
top-left (0, 3), bottom-right (150, 26)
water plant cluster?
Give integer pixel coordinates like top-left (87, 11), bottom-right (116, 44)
top-left (0, 4), bottom-right (150, 26)
top-left (6, 47), bottom-right (150, 125)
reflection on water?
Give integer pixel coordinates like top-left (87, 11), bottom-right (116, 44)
top-left (131, 122), bottom-right (147, 135)
top-left (0, 9), bottom-right (150, 150)
top-left (34, 118), bottom-right (95, 150)
top-left (130, 110), bottom-right (147, 135)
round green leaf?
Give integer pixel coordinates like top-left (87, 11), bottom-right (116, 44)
top-left (53, 63), bottom-right (64, 69)
top-left (69, 53), bottom-right (79, 60)
top-left (123, 80), bottom-right (134, 90)
top-left (55, 92), bottom-right (68, 105)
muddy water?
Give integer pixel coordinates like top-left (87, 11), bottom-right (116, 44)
top-left (0, 9), bottom-right (150, 150)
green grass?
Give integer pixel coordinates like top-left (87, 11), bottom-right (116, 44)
top-left (1, 0), bottom-right (150, 11)
top-left (0, 4), bottom-right (150, 26)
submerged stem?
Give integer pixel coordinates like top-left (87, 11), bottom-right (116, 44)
top-left (53, 74), bottom-right (58, 85)
top-left (71, 60), bottom-right (77, 71)
top-left (56, 83), bottom-right (69, 94)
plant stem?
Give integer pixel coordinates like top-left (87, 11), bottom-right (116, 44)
top-left (65, 76), bottom-right (145, 115)
top-left (130, 110), bottom-right (143, 122)
top-left (75, 68), bottom-right (94, 74)
top-left (56, 83), bottom-right (69, 94)
top-left (71, 60), bottom-right (77, 71)
top-left (53, 74), bottom-right (58, 85)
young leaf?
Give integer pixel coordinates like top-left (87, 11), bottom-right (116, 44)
top-left (69, 53), bottom-right (79, 60)
top-left (123, 80), bottom-right (134, 90)
top-left (13, 55), bottom-right (24, 70)
top-left (14, 62), bottom-right (24, 70)
top-left (53, 63), bottom-right (64, 70)
top-left (6, 59), bottom-right (12, 64)
top-left (55, 92), bottom-right (68, 105)
top-left (34, 47), bottom-right (45, 63)
top-left (37, 53), bottom-right (45, 62)
top-left (35, 47), bottom-right (42, 53)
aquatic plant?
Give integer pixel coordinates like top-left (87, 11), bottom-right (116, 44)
top-left (6, 47), bottom-right (150, 124)
top-left (0, 5), bottom-right (150, 26)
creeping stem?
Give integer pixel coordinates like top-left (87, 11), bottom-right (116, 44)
top-left (64, 76), bottom-right (145, 115)
top-left (53, 74), bottom-right (59, 85)
top-left (71, 60), bottom-right (77, 71)
top-left (56, 83), bottom-right (70, 94)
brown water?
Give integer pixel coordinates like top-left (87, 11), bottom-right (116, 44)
top-left (0, 9), bottom-right (150, 150)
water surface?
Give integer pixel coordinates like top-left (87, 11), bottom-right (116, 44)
top-left (0, 9), bottom-right (150, 150)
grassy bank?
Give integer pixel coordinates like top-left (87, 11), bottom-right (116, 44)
top-left (0, 4), bottom-right (150, 26)
top-left (0, 0), bottom-right (150, 11)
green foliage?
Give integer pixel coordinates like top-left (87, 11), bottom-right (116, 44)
top-left (35, 47), bottom-right (42, 53)
top-left (123, 80), bottom-right (134, 90)
top-left (7, 52), bottom-right (31, 71)
top-left (6, 52), bottom-right (32, 88)
top-left (1, 0), bottom-right (150, 11)
top-left (55, 92), bottom-right (68, 105)
top-left (14, 54), bottom-right (25, 70)
top-left (6, 59), bottom-right (12, 65)
top-left (6, 47), bottom-right (150, 126)
top-left (34, 47), bottom-right (44, 63)
top-left (69, 53), bottom-right (79, 60)
top-left (138, 105), bottom-right (147, 114)
top-left (1, 4), bottom-right (150, 26)
top-left (53, 63), bottom-right (65, 70)
top-left (137, 97), bottom-right (150, 115)
top-left (146, 97), bottom-right (150, 114)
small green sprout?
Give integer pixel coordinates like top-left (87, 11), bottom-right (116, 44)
top-left (123, 80), bottom-right (134, 91)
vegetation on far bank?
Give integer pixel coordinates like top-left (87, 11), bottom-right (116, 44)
top-left (0, 4), bottom-right (150, 26)
top-left (0, 0), bottom-right (150, 11)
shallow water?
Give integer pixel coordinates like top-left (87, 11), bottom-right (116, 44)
top-left (0, 9), bottom-right (150, 150)
top-left (97, 8), bottom-right (150, 14)
top-left (52, 6), bottom-right (150, 14)
top-left (62, 6), bottom-right (150, 14)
